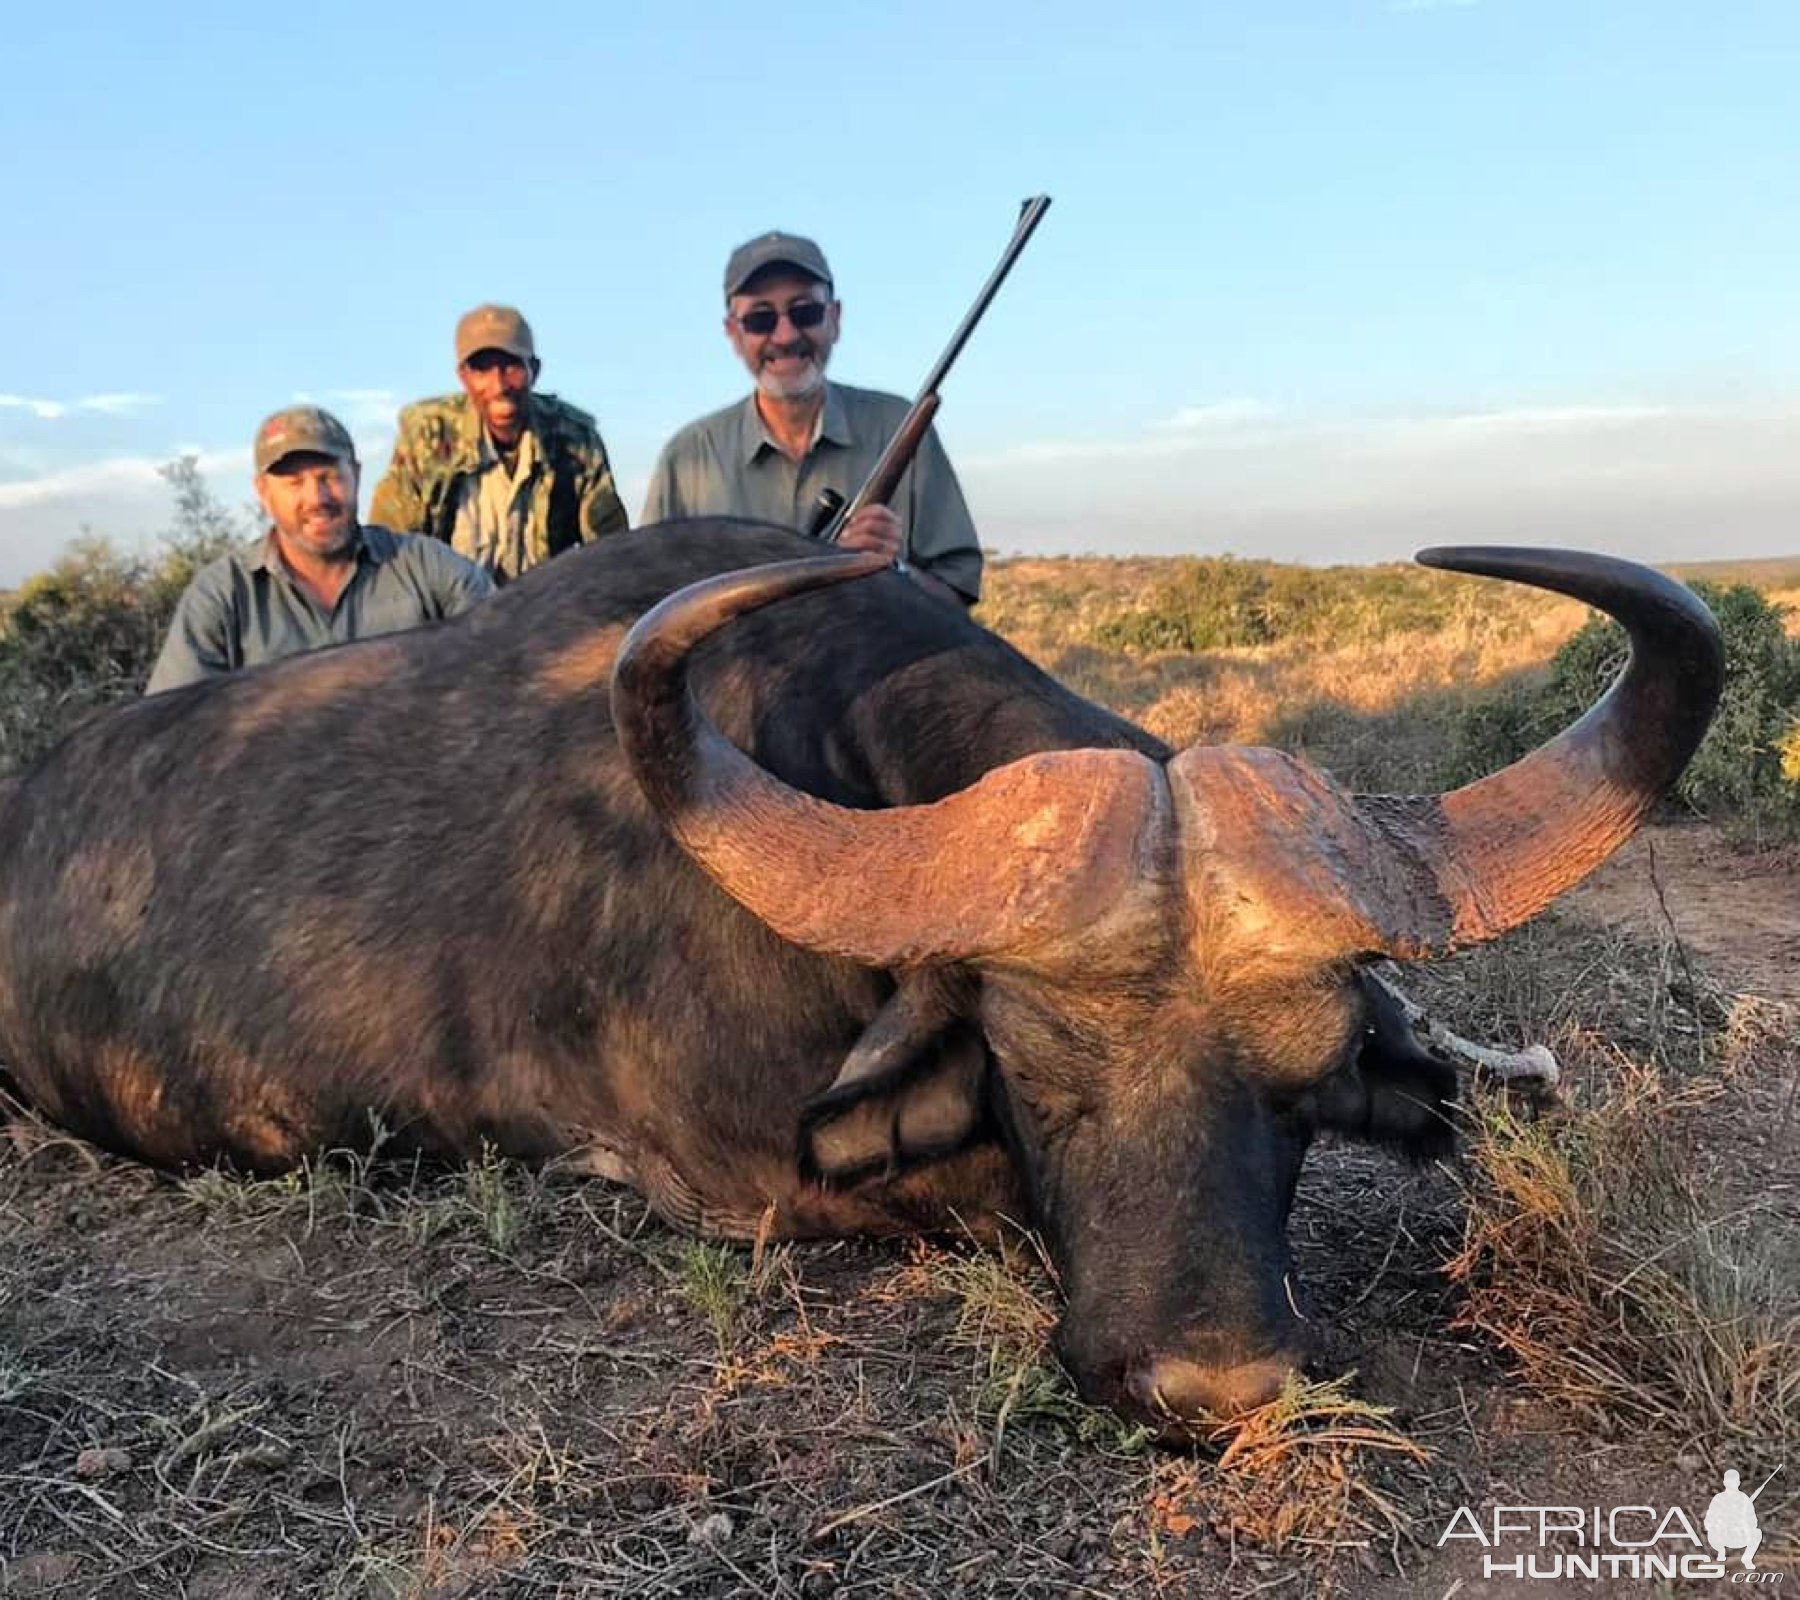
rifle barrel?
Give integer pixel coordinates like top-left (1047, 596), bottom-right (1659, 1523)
top-left (913, 195), bottom-right (1052, 403)
top-left (822, 195), bottom-right (1052, 545)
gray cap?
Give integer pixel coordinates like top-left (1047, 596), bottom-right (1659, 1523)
top-left (456, 303), bottom-right (536, 365)
top-left (723, 231), bottom-right (833, 300)
top-left (253, 405), bottom-right (357, 474)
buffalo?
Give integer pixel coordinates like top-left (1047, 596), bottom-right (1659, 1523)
top-left (0, 522), bottom-right (1722, 1436)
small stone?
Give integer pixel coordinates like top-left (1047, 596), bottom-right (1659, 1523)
top-left (74, 1447), bottom-right (131, 1478)
top-left (688, 1510), bottom-right (734, 1548)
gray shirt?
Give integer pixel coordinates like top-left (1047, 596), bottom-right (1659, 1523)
top-left (641, 382), bottom-right (983, 601)
top-left (146, 525), bottom-right (493, 695)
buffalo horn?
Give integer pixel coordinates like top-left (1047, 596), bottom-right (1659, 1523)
top-left (612, 554), bottom-right (1162, 968)
top-left (1353, 547), bottom-right (1724, 955)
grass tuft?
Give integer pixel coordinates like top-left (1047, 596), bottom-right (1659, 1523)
top-left (1446, 1065), bottom-right (1800, 1446)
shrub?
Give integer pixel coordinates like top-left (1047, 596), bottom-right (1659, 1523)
top-left (1549, 582), bottom-right (1800, 835)
top-left (1093, 558), bottom-right (1462, 655)
top-left (0, 458), bottom-right (244, 773)
top-left (1438, 580), bottom-right (1800, 837)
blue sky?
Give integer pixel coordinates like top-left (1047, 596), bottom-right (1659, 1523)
top-left (3, 0), bottom-right (1796, 581)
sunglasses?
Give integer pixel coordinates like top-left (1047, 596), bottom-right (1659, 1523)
top-left (734, 300), bottom-right (830, 336)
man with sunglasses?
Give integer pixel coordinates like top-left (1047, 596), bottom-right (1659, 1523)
top-left (371, 304), bottom-right (629, 582)
top-left (642, 233), bottom-right (982, 608)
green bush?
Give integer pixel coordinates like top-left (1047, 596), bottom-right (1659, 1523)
top-left (0, 458), bottom-right (244, 773)
top-left (1448, 581), bottom-right (1800, 838)
top-left (1093, 558), bottom-right (1461, 654)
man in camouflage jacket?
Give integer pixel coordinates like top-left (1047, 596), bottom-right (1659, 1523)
top-left (371, 304), bottom-right (628, 580)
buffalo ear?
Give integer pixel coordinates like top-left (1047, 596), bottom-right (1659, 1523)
top-left (800, 973), bottom-right (992, 1184)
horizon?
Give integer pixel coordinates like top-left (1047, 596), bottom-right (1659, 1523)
top-left (4, 1), bottom-right (1797, 584)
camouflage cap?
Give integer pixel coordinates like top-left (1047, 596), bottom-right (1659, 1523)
top-left (455, 304), bottom-right (536, 366)
top-left (723, 231), bottom-right (833, 300)
top-left (253, 405), bottom-right (357, 474)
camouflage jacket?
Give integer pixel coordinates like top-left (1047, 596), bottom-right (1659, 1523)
top-left (369, 391), bottom-right (628, 573)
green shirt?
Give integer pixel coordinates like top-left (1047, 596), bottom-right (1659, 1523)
top-left (370, 390), bottom-right (629, 578)
top-left (640, 382), bottom-right (984, 601)
top-left (145, 525), bottom-right (493, 695)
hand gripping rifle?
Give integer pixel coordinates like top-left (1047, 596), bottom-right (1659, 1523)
top-left (806, 195), bottom-right (1052, 550)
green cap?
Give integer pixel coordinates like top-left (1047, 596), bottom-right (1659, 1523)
top-left (253, 405), bottom-right (357, 474)
top-left (456, 303), bottom-right (536, 365)
top-left (723, 231), bottom-right (833, 300)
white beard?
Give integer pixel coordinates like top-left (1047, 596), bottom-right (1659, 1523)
top-left (756, 355), bottom-right (827, 401)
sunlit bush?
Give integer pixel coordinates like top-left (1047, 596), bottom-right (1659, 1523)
top-left (0, 459), bottom-right (244, 773)
top-left (1444, 581), bottom-right (1800, 839)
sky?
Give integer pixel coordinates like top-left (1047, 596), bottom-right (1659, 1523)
top-left (2, 0), bottom-right (1797, 583)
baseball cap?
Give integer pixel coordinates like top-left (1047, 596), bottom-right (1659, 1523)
top-left (723, 231), bottom-right (833, 300)
top-left (455, 304), bottom-right (536, 365)
top-left (253, 405), bottom-right (357, 474)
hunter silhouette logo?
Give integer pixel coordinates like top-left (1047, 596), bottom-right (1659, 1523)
top-left (1436, 1460), bottom-right (1787, 1582)
top-left (1706, 1466), bottom-right (1781, 1572)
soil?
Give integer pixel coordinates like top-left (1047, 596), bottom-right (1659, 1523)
top-left (1566, 825), bottom-right (1800, 1004)
top-left (1, 823), bottom-right (1795, 1600)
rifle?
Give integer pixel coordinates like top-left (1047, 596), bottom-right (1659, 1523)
top-left (808, 195), bottom-right (1052, 547)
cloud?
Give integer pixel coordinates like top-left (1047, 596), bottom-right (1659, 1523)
top-left (289, 388), bottom-right (401, 430)
top-left (959, 396), bottom-right (1800, 566)
top-left (1338, 403), bottom-right (1683, 457)
top-left (1148, 399), bottom-right (1279, 435)
top-left (967, 399), bottom-right (1281, 470)
top-left (75, 392), bottom-right (164, 415)
top-left (0, 395), bottom-right (69, 421)
top-left (0, 392), bottom-right (163, 421)
top-left (0, 447), bottom-right (249, 512)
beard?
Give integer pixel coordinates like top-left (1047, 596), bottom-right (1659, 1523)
top-left (755, 342), bottom-right (829, 401)
top-left (285, 506), bottom-right (359, 556)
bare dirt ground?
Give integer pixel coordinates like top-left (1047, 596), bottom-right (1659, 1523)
top-left (1, 823), bottom-right (1796, 1600)
top-left (1566, 825), bottom-right (1800, 1004)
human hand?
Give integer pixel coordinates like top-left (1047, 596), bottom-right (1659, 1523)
top-left (834, 504), bottom-right (905, 565)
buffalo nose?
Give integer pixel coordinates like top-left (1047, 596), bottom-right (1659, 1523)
top-left (1125, 1352), bottom-right (1297, 1427)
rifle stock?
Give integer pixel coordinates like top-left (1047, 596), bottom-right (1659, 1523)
top-left (837, 394), bottom-right (940, 530)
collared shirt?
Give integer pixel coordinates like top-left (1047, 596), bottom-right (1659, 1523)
top-left (451, 424), bottom-right (542, 580)
top-left (368, 390), bottom-right (629, 575)
top-left (640, 382), bottom-right (984, 601)
top-left (145, 524), bottom-right (493, 695)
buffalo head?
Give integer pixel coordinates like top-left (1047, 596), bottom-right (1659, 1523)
top-left (611, 547), bottom-right (1723, 1436)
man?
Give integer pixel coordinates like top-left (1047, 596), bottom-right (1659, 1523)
top-left (147, 406), bottom-right (492, 695)
top-left (371, 304), bottom-right (628, 581)
top-left (642, 232), bottom-right (982, 608)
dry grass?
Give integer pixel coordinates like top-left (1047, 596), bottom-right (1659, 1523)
top-left (983, 556), bottom-right (1592, 793)
top-left (1446, 1059), bottom-right (1800, 1449)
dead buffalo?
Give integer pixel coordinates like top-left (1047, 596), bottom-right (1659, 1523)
top-left (0, 522), bottom-right (1721, 1436)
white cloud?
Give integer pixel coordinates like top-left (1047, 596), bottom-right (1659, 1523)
top-left (1149, 399), bottom-right (1278, 434)
top-left (0, 447), bottom-right (249, 512)
top-left (75, 392), bottom-right (164, 415)
top-left (960, 397), bottom-right (1800, 566)
top-left (288, 388), bottom-right (402, 430)
top-left (1338, 404), bottom-right (1683, 457)
top-left (963, 399), bottom-right (1279, 471)
top-left (0, 395), bottom-right (69, 421)
top-left (0, 391), bottom-right (163, 421)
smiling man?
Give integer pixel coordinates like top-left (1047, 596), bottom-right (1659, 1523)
top-left (146, 406), bottom-right (492, 694)
top-left (642, 233), bottom-right (983, 608)
top-left (371, 304), bottom-right (628, 582)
